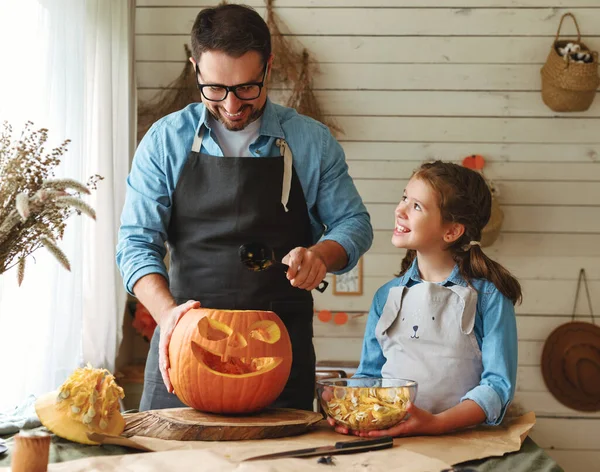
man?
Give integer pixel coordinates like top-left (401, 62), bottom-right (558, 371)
top-left (117, 4), bottom-right (372, 412)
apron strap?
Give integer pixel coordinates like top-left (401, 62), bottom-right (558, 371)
top-left (276, 138), bottom-right (293, 213)
top-left (192, 126), bottom-right (204, 153)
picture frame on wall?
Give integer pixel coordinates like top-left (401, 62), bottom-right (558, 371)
top-left (333, 257), bottom-right (363, 296)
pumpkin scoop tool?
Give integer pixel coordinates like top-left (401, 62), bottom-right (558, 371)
top-left (239, 242), bottom-right (329, 293)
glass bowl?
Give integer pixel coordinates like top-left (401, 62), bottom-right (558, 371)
top-left (316, 378), bottom-right (417, 432)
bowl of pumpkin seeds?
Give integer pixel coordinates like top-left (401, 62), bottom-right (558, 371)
top-left (316, 378), bottom-right (417, 432)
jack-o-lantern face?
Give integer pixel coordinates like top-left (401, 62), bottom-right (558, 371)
top-left (192, 316), bottom-right (286, 377)
top-left (169, 308), bottom-right (293, 414)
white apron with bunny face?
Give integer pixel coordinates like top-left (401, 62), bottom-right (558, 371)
top-left (375, 282), bottom-right (483, 414)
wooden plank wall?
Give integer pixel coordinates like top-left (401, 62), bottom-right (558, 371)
top-left (135, 2), bottom-right (600, 470)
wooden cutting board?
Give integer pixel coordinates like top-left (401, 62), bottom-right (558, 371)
top-left (122, 407), bottom-right (324, 441)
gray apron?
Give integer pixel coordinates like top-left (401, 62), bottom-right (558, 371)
top-left (140, 125), bottom-right (316, 412)
top-left (375, 282), bottom-right (483, 414)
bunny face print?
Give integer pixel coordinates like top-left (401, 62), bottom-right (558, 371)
top-left (374, 282), bottom-right (483, 414)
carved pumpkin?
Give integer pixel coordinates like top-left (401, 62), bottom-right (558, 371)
top-left (169, 308), bottom-right (293, 414)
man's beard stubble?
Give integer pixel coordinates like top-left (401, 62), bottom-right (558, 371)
top-left (208, 102), bottom-right (267, 132)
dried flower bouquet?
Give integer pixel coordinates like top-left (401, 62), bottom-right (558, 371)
top-left (0, 121), bottom-right (101, 285)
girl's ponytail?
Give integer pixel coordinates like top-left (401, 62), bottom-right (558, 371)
top-left (398, 245), bottom-right (522, 305)
top-left (455, 247), bottom-right (522, 305)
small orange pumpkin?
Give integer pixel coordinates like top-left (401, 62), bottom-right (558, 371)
top-left (462, 154), bottom-right (485, 170)
top-left (169, 308), bottom-right (292, 414)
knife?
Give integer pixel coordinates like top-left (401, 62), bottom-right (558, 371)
top-left (243, 436), bottom-right (394, 461)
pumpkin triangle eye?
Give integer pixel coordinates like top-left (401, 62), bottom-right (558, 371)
top-left (197, 317), bottom-right (231, 341)
top-left (227, 332), bottom-right (248, 349)
top-left (249, 320), bottom-right (281, 344)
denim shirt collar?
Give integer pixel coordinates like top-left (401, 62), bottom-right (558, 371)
top-left (258, 98), bottom-right (286, 139)
top-left (401, 257), bottom-right (467, 287)
top-left (197, 98), bottom-right (284, 139)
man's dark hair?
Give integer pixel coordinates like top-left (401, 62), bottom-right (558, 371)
top-left (190, 4), bottom-right (271, 64)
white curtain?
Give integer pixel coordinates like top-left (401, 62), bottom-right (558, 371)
top-left (0, 0), bottom-right (132, 412)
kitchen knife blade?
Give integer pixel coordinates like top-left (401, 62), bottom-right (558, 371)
top-left (243, 436), bottom-right (393, 461)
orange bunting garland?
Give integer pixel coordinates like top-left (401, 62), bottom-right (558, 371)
top-left (333, 312), bottom-right (349, 325)
top-left (317, 310), bottom-right (333, 323)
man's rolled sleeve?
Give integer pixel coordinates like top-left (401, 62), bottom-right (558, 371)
top-left (317, 130), bottom-right (373, 273)
top-left (116, 126), bottom-right (173, 296)
top-left (124, 264), bottom-right (169, 297)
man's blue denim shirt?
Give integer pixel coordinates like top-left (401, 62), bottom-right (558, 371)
top-left (117, 98), bottom-right (373, 295)
top-left (354, 258), bottom-right (518, 426)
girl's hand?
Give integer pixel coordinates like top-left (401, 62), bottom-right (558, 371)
top-left (326, 417), bottom-right (360, 436)
top-left (364, 402), bottom-right (443, 437)
top-left (321, 386), bottom-right (359, 436)
top-left (327, 402), bottom-right (444, 437)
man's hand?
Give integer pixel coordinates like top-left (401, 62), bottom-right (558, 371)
top-left (158, 299), bottom-right (201, 393)
top-left (282, 247), bottom-right (327, 291)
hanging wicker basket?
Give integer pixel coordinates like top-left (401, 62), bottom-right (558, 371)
top-left (540, 13), bottom-right (600, 112)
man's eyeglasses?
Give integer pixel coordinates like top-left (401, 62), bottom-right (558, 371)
top-left (195, 64), bottom-right (268, 102)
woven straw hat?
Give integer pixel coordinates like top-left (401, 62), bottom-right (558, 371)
top-left (541, 269), bottom-right (600, 412)
top-left (541, 321), bottom-right (600, 412)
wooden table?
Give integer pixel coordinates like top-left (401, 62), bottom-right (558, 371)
top-left (0, 426), bottom-right (564, 471)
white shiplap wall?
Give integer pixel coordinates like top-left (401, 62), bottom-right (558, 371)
top-left (135, 2), bottom-right (600, 471)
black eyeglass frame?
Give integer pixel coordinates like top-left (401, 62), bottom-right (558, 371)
top-left (195, 63), bottom-right (269, 102)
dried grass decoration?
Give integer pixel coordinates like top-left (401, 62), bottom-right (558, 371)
top-left (265, 0), bottom-right (302, 85)
top-left (0, 121), bottom-right (102, 285)
top-left (541, 12), bottom-right (600, 112)
top-left (137, 44), bottom-right (201, 143)
top-left (462, 155), bottom-right (503, 247)
top-left (286, 49), bottom-right (343, 137)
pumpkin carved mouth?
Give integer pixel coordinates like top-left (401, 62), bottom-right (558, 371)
top-left (191, 342), bottom-right (283, 377)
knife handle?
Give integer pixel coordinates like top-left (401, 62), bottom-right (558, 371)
top-left (334, 436), bottom-right (393, 449)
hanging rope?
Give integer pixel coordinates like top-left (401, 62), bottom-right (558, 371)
top-left (286, 49), bottom-right (343, 136)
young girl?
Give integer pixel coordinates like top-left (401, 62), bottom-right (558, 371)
top-left (329, 160), bottom-right (521, 437)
